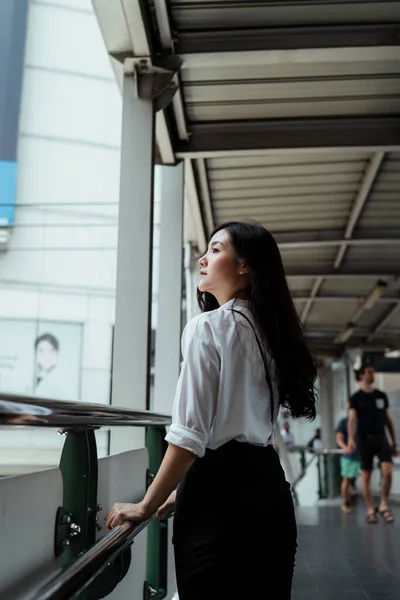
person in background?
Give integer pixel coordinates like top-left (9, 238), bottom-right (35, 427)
top-left (307, 427), bottom-right (323, 452)
top-left (336, 409), bottom-right (361, 514)
top-left (281, 422), bottom-right (295, 448)
top-left (348, 365), bottom-right (397, 524)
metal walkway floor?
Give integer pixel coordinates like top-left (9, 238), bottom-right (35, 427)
top-left (293, 502), bottom-right (400, 600)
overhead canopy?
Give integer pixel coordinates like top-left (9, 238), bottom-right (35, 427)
top-left (92, 0), bottom-right (400, 358)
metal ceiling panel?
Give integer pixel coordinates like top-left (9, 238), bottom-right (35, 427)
top-left (280, 247), bottom-right (337, 269)
top-left (209, 161), bottom-right (366, 180)
top-left (211, 183), bottom-right (359, 201)
top-left (357, 153), bottom-right (400, 232)
top-left (306, 301), bottom-right (359, 327)
top-left (181, 58), bottom-right (400, 85)
top-left (260, 217), bottom-right (348, 233)
top-left (187, 97), bottom-right (400, 121)
top-left (185, 78), bottom-right (400, 104)
top-left (207, 152), bottom-right (371, 170)
top-left (171, 1), bottom-right (400, 30)
top-left (356, 304), bottom-right (391, 328)
top-left (214, 194), bottom-right (353, 207)
top-left (385, 310), bottom-right (400, 330)
top-left (210, 172), bottom-right (362, 191)
top-left (320, 278), bottom-right (391, 296)
top-left (286, 278), bottom-right (315, 294)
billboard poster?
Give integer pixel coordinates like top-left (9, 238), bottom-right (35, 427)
top-left (0, 319), bottom-right (82, 402)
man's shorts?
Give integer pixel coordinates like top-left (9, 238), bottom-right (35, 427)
top-left (358, 435), bottom-right (393, 471)
top-left (340, 456), bottom-right (361, 479)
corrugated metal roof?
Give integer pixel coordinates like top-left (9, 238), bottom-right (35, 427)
top-left (210, 152), bottom-right (368, 233)
top-left (92, 0), bottom-right (400, 357)
top-left (357, 153), bottom-right (400, 231)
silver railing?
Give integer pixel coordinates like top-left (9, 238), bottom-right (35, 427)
top-left (0, 394), bottom-right (172, 600)
top-left (0, 393), bottom-right (171, 428)
top-left (6, 518), bottom-right (157, 600)
top-left (289, 445), bottom-right (343, 501)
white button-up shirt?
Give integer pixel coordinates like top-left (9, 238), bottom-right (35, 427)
top-left (165, 299), bottom-right (278, 458)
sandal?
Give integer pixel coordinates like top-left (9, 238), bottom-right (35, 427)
top-left (366, 512), bottom-right (378, 524)
top-left (379, 508), bottom-right (395, 524)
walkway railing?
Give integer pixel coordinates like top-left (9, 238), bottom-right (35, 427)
top-left (288, 445), bottom-right (343, 502)
top-left (0, 394), bottom-right (172, 600)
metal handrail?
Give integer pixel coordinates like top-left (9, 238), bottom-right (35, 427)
top-left (8, 518), bottom-right (156, 600)
top-left (0, 393), bottom-right (171, 428)
top-left (289, 445), bottom-right (343, 455)
top-left (291, 454), bottom-right (317, 489)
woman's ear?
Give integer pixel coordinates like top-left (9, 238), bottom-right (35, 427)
top-left (238, 264), bottom-right (248, 275)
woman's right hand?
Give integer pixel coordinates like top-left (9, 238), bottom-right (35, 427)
top-left (156, 490), bottom-right (176, 520)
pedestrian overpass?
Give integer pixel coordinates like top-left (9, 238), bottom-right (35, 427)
top-left (1, 2), bottom-right (400, 599)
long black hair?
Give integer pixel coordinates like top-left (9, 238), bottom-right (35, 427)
top-left (197, 221), bottom-right (317, 420)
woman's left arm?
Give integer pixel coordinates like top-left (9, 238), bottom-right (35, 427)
top-left (106, 319), bottom-right (219, 530)
top-left (105, 444), bottom-right (195, 529)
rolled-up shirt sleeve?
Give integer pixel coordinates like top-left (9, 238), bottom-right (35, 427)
top-left (165, 318), bottom-right (220, 458)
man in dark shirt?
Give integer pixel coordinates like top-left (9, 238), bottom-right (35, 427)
top-left (336, 413), bottom-right (360, 513)
top-left (348, 365), bottom-right (397, 524)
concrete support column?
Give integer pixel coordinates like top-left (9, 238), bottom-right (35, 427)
top-left (153, 163), bottom-right (184, 415)
top-left (319, 367), bottom-right (335, 448)
top-left (345, 348), bottom-right (363, 397)
top-left (110, 75), bottom-right (155, 454)
top-left (332, 361), bottom-right (349, 424)
top-left (319, 366), bottom-right (336, 498)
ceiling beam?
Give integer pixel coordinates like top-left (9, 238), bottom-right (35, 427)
top-left (184, 160), bottom-right (207, 252)
top-left (152, 0), bottom-right (189, 142)
top-left (295, 296), bottom-right (400, 304)
top-left (334, 152), bottom-right (384, 269)
top-left (288, 273), bottom-right (397, 281)
top-left (281, 237), bottom-right (400, 250)
top-left (176, 117), bottom-right (400, 157)
top-left (301, 152), bottom-right (384, 326)
top-left (274, 228), bottom-right (400, 246)
top-left (153, 0), bottom-right (173, 50)
top-left (286, 267), bottom-right (399, 277)
top-left (176, 24), bottom-right (400, 55)
top-left (181, 46), bottom-right (400, 71)
top-left (195, 158), bottom-right (215, 237)
top-left (301, 277), bottom-right (322, 323)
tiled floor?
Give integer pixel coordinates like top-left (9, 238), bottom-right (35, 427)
top-left (292, 501), bottom-right (400, 600)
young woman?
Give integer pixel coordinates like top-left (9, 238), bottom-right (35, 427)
top-left (106, 221), bottom-right (317, 599)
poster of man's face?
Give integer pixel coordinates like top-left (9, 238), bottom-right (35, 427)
top-left (0, 319), bottom-right (82, 401)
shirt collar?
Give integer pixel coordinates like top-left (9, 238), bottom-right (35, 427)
top-left (219, 298), bottom-right (249, 310)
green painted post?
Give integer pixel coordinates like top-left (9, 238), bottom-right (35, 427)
top-left (145, 427), bottom-right (168, 600)
top-left (300, 449), bottom-right (306, 474)
top-left (324, 454), bottom-right (329, 499)
top-left (55, 428), bottom-right (98, 599)
top-left (317, 455), bottom-right (323, 499)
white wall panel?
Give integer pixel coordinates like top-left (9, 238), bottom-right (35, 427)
top-left (0, 468), bottom-right (62, 593)
top-left (20, 69), bottom-right (122, 146)
top-left (27, 2), bottom-right (113, 78)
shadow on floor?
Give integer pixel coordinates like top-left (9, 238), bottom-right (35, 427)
top-left (292, 501), bottom-right (400, 600)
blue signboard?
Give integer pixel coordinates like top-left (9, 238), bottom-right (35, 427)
top-left (0, 1), bottom-right (29, 225)
top-left (0, 161), bottom-right (18, 226)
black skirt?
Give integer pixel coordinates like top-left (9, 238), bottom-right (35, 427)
top-left (173, 440), bottom-right (297, 600)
